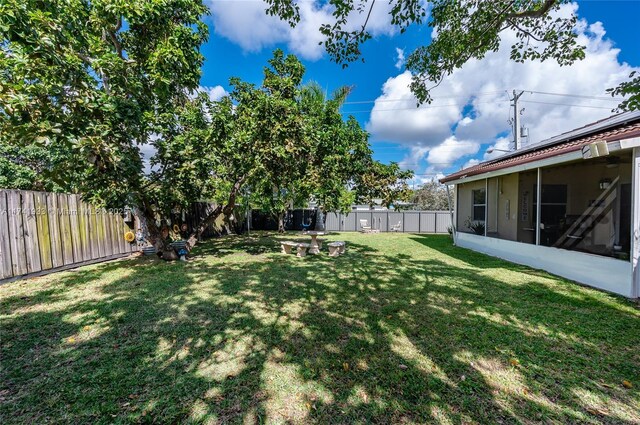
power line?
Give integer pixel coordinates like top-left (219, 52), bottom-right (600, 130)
top-left (342, 90), bottom-right (506, 105)
top-left (341, 89), bottom-right (625, 107)
top-left (519, 89), bottom-right (624, 102)
top-left (342, 98), bottom-right (615, 114)
top-left (342, 99), bottom-right (508, 114)
top-left (520, 100), bottom-right (613, 110)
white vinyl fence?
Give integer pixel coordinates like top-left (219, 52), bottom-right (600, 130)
top-left (325, 210), bottom-right (452, 233)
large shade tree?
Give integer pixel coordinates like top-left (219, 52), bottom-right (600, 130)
top-left (183, 51), bottom-right (414, 238)
top-left (1, 0), bottom-right (209, 243)
top-left (1, 0), bottom-right (414, 249)
top-left (266, 0), bottom-right (638, 110)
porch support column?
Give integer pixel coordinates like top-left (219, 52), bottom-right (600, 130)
top-left (484, 178), bottom-right (488, 237)
top-left (536, 167), bottom-right (542, 246)
top-left (446, 184), bottom-right (457, 245)
top-left (632, 147), bottom-right (640, 298)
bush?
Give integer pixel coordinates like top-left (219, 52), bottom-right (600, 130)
top-left (464, 217), bottom-right (485, 235)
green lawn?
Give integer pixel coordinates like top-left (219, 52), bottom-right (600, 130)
top-left (1, 233), bottom-right (638, 424)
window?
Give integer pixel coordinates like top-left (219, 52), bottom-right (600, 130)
top-left (472, 189), bottom-right (486, 221)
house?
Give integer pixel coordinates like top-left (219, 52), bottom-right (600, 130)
top-left (440, 111), bottom-right (640, 298)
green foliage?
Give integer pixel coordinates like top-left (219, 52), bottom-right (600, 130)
top-left (1, 8), bottom-right (413, 235)
top-left (299, 83), bottom-right (373, 213)
top-left (608, 71), bottom-right (640, 112)
top-left (265, 0), bottom-right (637, 111)
top-left (0, 144), bottom-right (58, 191)
top-left (464, 216), bottom-right (486, 235)
top-left (0, 0), bottom-right (209, 206)
top-left (407, 0), bottom-right (584, 104)
top-left (412, 180), bottom-right (451, 211)
top-left (201, 52), bottom-right (413, 223)
top-left (354, 162), bottom-right (414, 209)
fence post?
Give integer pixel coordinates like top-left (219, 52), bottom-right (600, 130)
top-left (434, 212), bottom-right (437, 234)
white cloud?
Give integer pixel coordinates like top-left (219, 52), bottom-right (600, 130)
top-left (398, 145), bottom-right (430, 171)
top-left (199, 85), bottom-right (229, 101)
top-left (395, 48), bottom-right (405, 70)
top-left (427, 136), bottom-right (480, 167)
top-left (482, 137), bottom-right (512, 161)
top-left (207, 1), bottom-right (290, 53)
top-left (462, 158), bottom-right (480, 170)
top-left (366, 2), bottom-right (638, 174)
top-left (366, 70), bottom-right (461, 146)
top-left (206, 0), bottom-right (400, 60)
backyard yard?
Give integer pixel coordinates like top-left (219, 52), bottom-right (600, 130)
top-left (1, 233), bottom-right (638, 424)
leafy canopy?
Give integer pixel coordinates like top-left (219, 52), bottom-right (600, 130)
top-left (412, 180), bottom-right (451, 211)
top-left (194, 51), bottom-right (413, 223)
top-left (0, 0), bottom-right (209, 206)
top-left (266, 0), bottom-right (637, 110)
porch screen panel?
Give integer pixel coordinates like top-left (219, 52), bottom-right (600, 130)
top-left (540, 151), bottom-right (632, 261)
top-left (517, 170), bottom-right (538, 245)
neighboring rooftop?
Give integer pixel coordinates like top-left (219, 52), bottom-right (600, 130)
top-left (440, 111), bottom-right (640, 183)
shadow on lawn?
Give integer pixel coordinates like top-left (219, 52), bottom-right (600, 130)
top-left (1, 234), bottom-right (639, 424)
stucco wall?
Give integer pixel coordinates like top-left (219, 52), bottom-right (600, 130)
top-left (491, 173), bottom-right (519, 241)
top-left (456, 179), bottom-right (486, 233)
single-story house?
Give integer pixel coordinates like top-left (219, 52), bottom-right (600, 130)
top-left (440, 111), bottom-right (640, 298)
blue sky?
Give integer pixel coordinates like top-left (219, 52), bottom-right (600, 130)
top-left (198, 1), bottom-right (640, 183)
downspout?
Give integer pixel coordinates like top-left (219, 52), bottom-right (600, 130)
top-left (446, 184), bottom-right (456, 245)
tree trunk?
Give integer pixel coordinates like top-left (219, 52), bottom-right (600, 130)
top-left (187, 204), bottom-right (222, 248)
top-left (277, 211), bottom-right (285, 233)
top-left (223, 211), bottom-right (236, 235)
top-left (138, 199), bottom-right (165, 249)
top-left (133, 197), bottom-right (174, 257)
top-left (186, 175), bottom-right (246, 248)
top-left (314, 208), bottom-right (326, 231)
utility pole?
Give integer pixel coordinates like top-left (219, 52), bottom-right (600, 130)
top-left (511, 90), bottom-right (525, 150)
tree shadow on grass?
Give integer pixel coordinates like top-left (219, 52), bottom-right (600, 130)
top-left (1, 233), bottom-right (638, 424)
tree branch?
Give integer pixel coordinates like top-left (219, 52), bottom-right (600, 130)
top-left (108, 16), bottom-right (124, 59)
top-left (361, 0), bottom-right (376, 35)
top-left (507, 19), bottom-right (543, 42)
top-left (506, 0), bottom-right (557, 19)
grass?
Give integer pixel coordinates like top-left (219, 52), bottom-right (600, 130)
top-left (1, 232), bottom-right (639, 424)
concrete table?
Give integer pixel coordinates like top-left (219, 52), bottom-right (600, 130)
top-left (304, 231), bottom-right (325, 254)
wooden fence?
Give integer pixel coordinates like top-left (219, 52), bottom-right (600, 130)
top-left (0, 189), bottom-right (135, 281)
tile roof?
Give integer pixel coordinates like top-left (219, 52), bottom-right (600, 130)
top-left (440, 112), bottom-right (640, 183)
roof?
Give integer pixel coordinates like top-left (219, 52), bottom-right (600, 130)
top-left (440, 111), bottom-right (640, 184)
